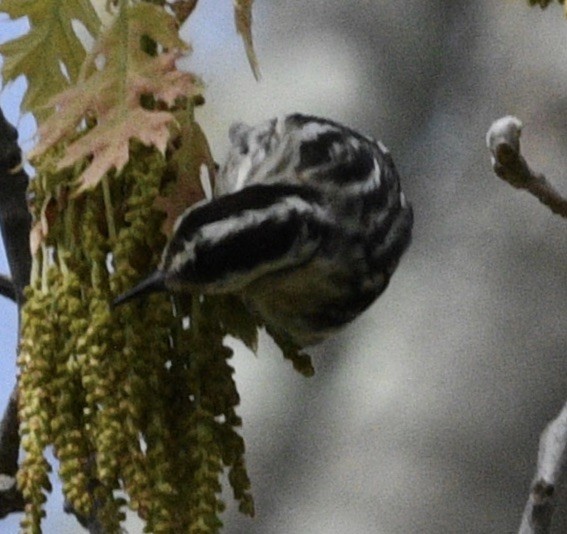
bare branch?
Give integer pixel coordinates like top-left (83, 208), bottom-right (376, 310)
top-left (489, 117), bottom-right (567, 532)
top-left (0, 386), bottom-right (24, 517)
top-left (519, 401), bottom-right (567, 534)
top-left (0, 110), bottom-right (32, 303)
top-left (486, 116), bottom-right (567, 218)
top-left (0, 275), bottom-right (16, 303)
top-left (0, 109), bottom-right (29, 520)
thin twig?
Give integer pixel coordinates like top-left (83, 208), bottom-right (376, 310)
top-left (487, 117), bottom-right (567, 533)
top-left (519, 401), bottom-right (567, 534)
top-left (486, 116), bottom-right (567, 218)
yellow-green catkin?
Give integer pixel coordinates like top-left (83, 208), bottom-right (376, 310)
top-left (18, 137), bottom-right (257, 533)
top-left (17, 286), bottom-right (55, 534)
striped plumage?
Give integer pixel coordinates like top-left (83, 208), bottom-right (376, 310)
top-left (114, 114), bottom-right (413, 346)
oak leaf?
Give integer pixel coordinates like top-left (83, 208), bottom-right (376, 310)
top-left (29, 2), bottom-right (201, 195)
top-left (0, 0), bottom-right (101, 121)
top-left (154, 106), bottom-right (216, 236)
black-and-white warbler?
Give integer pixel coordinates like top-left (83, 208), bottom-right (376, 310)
top-left (114, 113), bottom-right (413, 346)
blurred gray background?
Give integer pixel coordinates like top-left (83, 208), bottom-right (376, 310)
top-left (2, 0), bottom-right (567, 532)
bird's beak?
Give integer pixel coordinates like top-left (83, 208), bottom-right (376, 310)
top-left (112, 271), bottom-right (167, 308)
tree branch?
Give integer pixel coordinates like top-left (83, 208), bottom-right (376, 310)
top-left (486, 116), bottom-right (567, 218)
top-left (0, 274), bottom-right (17, 303)
top-left (0, 110), bottom-right (32, 303)
top-left (519, 400), bottom-right (567, 534)
top-left (487, 117), bottom-right (567, 533)
top-left (0, 109), bottom-right (31, 520)
top-left (0, 386), bottom-right (24, 518)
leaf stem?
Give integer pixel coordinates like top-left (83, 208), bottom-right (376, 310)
top-left (41, 243), bottom-right (49, 293)
top-left (101, 176), bottom-right (116, 242)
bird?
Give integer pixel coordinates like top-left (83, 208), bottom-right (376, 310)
top-left (113, 113), bottom-right (413, 347)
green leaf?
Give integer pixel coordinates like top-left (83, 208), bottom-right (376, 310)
top-left (0, 0), bottom-right (101, 120)
top-left (204, 295), bottom-right (260, 354)
top-left (29, 2), bottom-right (200, 195)
top-left (265, 326), bottom-right (314, 377)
